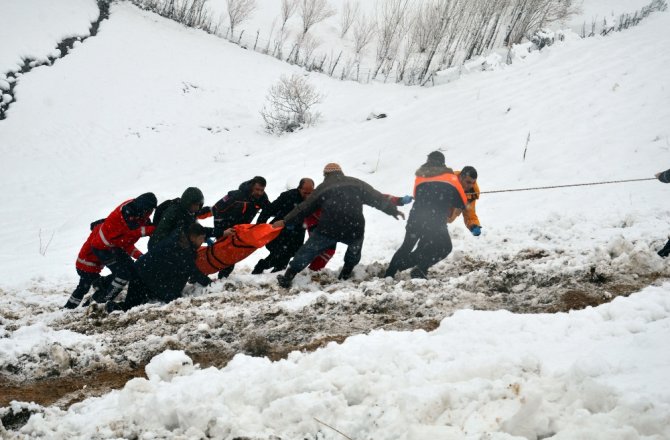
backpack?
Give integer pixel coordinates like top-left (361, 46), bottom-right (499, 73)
top-left (153, 198), bottom-right (180, 226)
top-left (90, 218), bottom-right (105, 231)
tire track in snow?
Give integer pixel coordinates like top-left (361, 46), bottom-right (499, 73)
top-left (0, 0), bottom-right (111, 121)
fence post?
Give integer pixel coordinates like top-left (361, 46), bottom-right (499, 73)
top-left (254, 30), bottom-right (260, 51)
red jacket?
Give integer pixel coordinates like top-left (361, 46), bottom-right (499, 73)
top-left (76, 200), bottom-right (154, 273)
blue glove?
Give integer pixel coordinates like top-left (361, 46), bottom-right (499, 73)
top-left (470, 226), bottom-right (482, 236)
top-left (398, 195), bottom-right (413, 206)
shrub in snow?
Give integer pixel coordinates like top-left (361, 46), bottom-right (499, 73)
top-left (260, 74), bottom-right (322, 135)
top-left (531, 29), bottom-right (555, 50)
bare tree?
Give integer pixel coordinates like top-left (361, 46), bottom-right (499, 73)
top-left (340, 0), bottom-right (360, 38)
top-left (227, 0), bottom-right (257, 37)
top-left (352, 14), bottom-right (375, 55)
top-left (300, 32), bottom-right (322, 64)
top-left (373, 0), bottom-right (411, 79)
top-left (280, 0), bottom-right (298, 30)
top-left (275, 0), bottom-right (298, 58)
top-left (260, 74), bottom-right (323, 135)
top-left (298, 0), bottom-right (336, 38)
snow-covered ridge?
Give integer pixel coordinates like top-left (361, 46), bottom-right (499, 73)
top-left (0, 0), bottom-right (103, 119)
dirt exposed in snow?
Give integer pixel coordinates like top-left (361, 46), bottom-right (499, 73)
top-left (1, 246), bottom-right (666, 411)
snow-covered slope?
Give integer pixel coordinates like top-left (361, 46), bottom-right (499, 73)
top-left (0, 0), bottom-right (99, 74)
top-left (0, 2), bottom-right (668, 286)
top-left (1, 0), bottom-right (669, 438)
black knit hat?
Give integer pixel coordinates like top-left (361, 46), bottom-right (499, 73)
top-left (181, 187), bottom-right (204, 207)
top-left (427, 151), bottom-right (445, 166)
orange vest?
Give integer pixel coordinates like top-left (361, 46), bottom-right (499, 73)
top-left (413, 173), bottom-right (468, 206)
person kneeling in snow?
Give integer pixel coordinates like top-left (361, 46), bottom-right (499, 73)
top-left (656, 168), bottom-right (670, 258)
top-left (448, 166), bottom-right (482, 237)
top-left (107, 223), bottom-right (211, 313)
top-left (64, 193), bottom-right (157, 309)
top-left (273, 163), bottom-right (405, 288)
top-left (385, 151), bottom-right (467, 279)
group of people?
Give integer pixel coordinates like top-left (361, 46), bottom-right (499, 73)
top-left (63, 150), bottom-right (482, 312)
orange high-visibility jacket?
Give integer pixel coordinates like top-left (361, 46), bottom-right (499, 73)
top-left (447, 170), bottom-right (480, 229)
top-left (196, 224), bottom-right (282, 275)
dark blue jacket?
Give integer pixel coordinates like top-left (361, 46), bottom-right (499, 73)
top-left (659, 169), bottom-right (670, 183)
top-left (135, 231), bottom-right (210, 302)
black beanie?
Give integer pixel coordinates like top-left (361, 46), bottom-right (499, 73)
top-left (427, 151), bottom-right (445, 166)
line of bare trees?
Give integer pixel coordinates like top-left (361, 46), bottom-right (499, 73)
top-left (363, 0), bottom-right (578, 85)
top-left (132, 0), bottom-right (665, 87)
top-left (264, 0), bottom-right (578, 85)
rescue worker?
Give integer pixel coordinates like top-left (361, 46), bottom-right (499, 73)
top-left (65, 193), bottom-right (157, 308)
top-left (148, 187), bottom-right (213, 251)
top-left (109, 223), bottom-right (211, 312)
top-left (449, 166), bottom-right (482, 236)
top-left (303, 193), bottom-right (414, 272)
top-left (656, 168), bottom-right (670, 258)
top-left (385, 151), bottom-right (467, 279)
top-left (273, 163), bottom-right (405, 288)
top-left (252, 178), bottom-right (315, 274)
top-left (208, 176), bottom-right (271, 278)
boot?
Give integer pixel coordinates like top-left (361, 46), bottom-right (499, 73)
top-left (658, 239), bottom-right (670, 258)
top-left (63, 294), bottom-right (83, 309)
top-left (410, 267), bottom-right (428, 279)
top-left (89, 289), bottom-right (107, 304)
top-left (92, 277), bottom-right (126, 304)
top-left (105, 301), bottom-right (125, 314)
top-left (252, 259), bottom-right (269, 275)
top-left (218, 265), bottom-right (234, 279)
top-left (277, 268), bottom-right (297, 288)
top-left (338, 264), bottom-right (355, 280)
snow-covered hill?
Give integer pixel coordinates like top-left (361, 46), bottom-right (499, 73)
top-left (1, 0), bottom-right (669, 438)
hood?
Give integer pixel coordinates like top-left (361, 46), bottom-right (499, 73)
top-left (129, 192), bottom-right (158, 216)
top-left (323, 170), bottom-right (345, 181)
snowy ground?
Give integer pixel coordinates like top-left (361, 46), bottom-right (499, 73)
top-left (1, 0), bottom-right (670, 438)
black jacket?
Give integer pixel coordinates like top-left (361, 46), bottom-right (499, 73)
top-left (212, 180), bottom-right (271, 237)
top-left (258, 189), bottom-right (304, 223)
top-left (408, 164), bottom-right (466, 230)
top-left (258, 188), bottom-right (306, 252)
top-left (283, 172), bottom-right (399, 243)
top-left (149, 188), bottom-right (211, 250)
top-left (135, 231), bottom-right (210, 302)
top-left (659, 169), bottom-right (670, 183)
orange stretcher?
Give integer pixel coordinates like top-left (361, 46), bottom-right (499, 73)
top-left (196, 224), bottom-right (282, 275)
